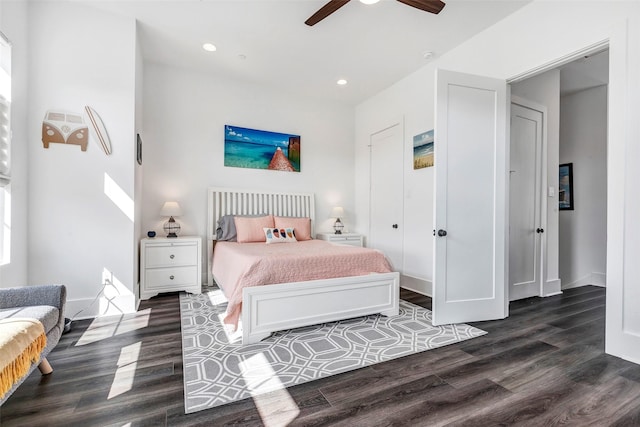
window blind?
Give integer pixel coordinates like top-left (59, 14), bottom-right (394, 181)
top-left (0, 95), bottom-right (9, 186)
top-left (0, 32), bottom-right (10, 187)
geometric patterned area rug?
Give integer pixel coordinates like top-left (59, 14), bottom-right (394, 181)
top-left (179, 290), bottom-right (487, 414)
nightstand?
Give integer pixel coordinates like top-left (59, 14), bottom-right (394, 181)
top-left (316, 232), bottom-right (364, 247)
top-left (140, 236), bottom-right (202, 299)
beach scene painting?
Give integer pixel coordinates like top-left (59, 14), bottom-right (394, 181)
top-left (413, 129), bottom-right (434, 169)
top-left (224, 125), bottom-right (300, 172)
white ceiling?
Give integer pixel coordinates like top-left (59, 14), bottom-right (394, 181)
top-left (87, 0), bottom-right (531, 106)
top-left (560, 49), bottom-right (609, 96)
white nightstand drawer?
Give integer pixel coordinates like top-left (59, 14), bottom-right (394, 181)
top-left (145, 243), bottom-right (197, 268)
top-left (316, 232), bottom-right (364, 247)
top-left (145, 266), bottom-right (198, 290)
top-left (329, 236), bottom-right (361, 246)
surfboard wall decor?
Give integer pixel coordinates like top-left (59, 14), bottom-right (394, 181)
top-left (84, 105), bottom-right (112, 155)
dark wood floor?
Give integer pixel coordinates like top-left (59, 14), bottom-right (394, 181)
top-left (2, 285), bottom-right (640, 426)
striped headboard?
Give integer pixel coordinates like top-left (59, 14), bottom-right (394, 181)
top-left (206, 187), bottom-right (315, 285)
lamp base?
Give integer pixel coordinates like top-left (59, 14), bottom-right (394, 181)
top-left (163, 216), bottom-right (181, 238)
top-left (334, 230), bottom-right (342, 235)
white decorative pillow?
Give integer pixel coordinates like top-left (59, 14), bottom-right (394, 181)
top-left (263, 227), bottom-right (298, 244)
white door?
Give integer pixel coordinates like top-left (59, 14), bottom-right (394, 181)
top-left (509, 100), bottom-right (545, 301)
top-left (432, 69), bottom-right (508, 325)
top-left (369, 123), bottom-right (403, 271)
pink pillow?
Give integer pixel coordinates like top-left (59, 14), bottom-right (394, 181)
top-left (235, 215), bottom-right (275, 243)
top-left (274, 216), bottom-right (312, 241)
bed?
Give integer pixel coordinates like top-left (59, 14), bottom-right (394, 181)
top-left (207, 187), bottom-right (400, 344)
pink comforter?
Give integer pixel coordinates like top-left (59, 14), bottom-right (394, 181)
top-left (212, 240), bottom-right (392, 328)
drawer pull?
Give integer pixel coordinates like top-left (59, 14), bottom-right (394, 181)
top-left (169, 275), bottom-right (175, 280)
top-left (170, 254), bottom-right (175, 259)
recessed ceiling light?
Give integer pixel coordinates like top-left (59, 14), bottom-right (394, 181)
top-left (337, 79), bottom-right (348, 86)
top-left (359, 0), bottom-right (380, 4)
top-left (202, 43), bottom-right (217, 52)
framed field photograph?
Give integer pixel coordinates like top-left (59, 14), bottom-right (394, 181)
top-left (559, 163), bottom-right (574, 210)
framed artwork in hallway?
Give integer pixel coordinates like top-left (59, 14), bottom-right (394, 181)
top-left (559, 163), bottom-right (574, 210)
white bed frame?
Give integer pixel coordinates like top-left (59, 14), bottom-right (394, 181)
top-left (207, 187), bottom-right (400, 344)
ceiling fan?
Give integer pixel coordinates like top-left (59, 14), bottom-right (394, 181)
top-left (305, 0), bottom-right (446, 26)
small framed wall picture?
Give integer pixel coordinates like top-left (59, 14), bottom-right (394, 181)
top-left (137, 133), bottom-right (143, 165)
top-left (559, 163), bottom-right (574, 210)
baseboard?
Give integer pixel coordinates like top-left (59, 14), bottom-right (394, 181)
top-left (543, 278), bottom-right (562, 297)
top-left (562, 272), bottom-right (607, 290)
top-left (67, 294), bottom-right (137, 320)
top-left (544, 291), bottom-right (563, 297)
top-left (400, 274), bottom-right (432, 297)
top-left (590, 272), bottom-right (606, 287)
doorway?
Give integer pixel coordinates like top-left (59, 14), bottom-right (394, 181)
top-left (508, 49), bottom-right (609, 301)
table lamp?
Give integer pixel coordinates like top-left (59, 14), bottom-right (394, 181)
top-left (330, 206), bottom-right (345, 234)
top-left (160, 201), bottom-right (183, 238)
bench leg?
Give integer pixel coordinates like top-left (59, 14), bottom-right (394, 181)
top-left (38, 358), bottom-right (53, 375)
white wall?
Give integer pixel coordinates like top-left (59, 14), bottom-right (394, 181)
top-left (27, 2), bottom-right (137, 317)
top-left (142, 63), bottom-right (355, 279)
top-left (559, 85), bottom-right (607, 288)
top-left (355, 67), bottom-right (435, 295)
top-left (355, 1), bottom-right (640, 362)
top-left (511, 69), bottom-right (562, 296)
top-left (0, 0), bottom-right (28, 287)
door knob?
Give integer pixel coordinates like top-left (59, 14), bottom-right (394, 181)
top-left (392, 224), bottom-right (398, 229)
top-left (536, 228), bottom-right (544, 233)
top-left (437, 229), bottom-right (447, 237)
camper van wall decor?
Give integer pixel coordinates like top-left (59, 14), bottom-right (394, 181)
top-left (41, 107), bottom-right (112, 156)
top-left (42, 110), bottom-right (89, 151)
top-left (224, 125), bottom-right (300, 172)
top-left (85, 106), bottom-right (112, 155)
top-left (413, 129), bottom-right (434, 169)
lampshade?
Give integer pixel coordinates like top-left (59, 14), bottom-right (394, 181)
top-left (330, 206), bottom-right (344, 218)
top-left (160, 201), bottom-right (183, 217)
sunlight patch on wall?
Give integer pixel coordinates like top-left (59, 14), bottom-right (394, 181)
top-left (104, 172), bottom-right (134, 221)
top-left (108, 341), bottom-right (142, 399)
top-left (239, 352), bottom-right (300, 426)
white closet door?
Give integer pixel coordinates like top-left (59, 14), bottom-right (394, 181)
top-left (509, 101), bottom-right (544, 301)
top-left (432, 69), bottom-right (508, 325)
top-left (369, 123), bottom-right (403, 271)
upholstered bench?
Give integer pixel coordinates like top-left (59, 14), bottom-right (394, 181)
top-left (0, 285), bottom-right (66, 406)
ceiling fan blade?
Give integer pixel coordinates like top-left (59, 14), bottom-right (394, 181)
top-left (396, 0), bottom-right (445, 14)
top-left (305, 0), bottom-right (351, 26)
